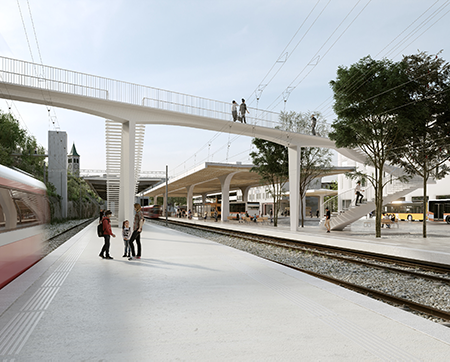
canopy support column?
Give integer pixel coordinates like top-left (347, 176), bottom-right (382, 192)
top-left (119, 121), bottom-right (136, 225)
top-left (288, 145), bottom-right (300, 231)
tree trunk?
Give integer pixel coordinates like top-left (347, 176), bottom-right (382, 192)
top-left (375, 171), bottom-right (383, 238)
top-left (422, 170), bottom-right (427, 238)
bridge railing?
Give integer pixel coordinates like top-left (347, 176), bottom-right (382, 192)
top-left (0, 56), bottom-right (280, 128)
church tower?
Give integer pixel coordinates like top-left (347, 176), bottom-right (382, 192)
top-left (68, 143), bottom-right (80, 177)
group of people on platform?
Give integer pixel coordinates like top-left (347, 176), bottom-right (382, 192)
top-left (176, 208), bottom-right (192, 219)
top-left (98, 203), bottom-right (144, 261)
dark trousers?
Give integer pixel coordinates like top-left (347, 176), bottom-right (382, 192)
top-left (129, 230), bottom-right (141, 257)
top-left (100, 235), bottom-right (111, 257)
top-left (356, 192), bottom-right (363, 205)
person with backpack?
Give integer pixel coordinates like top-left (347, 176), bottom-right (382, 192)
top-left (239, 99), bottom-right (249, 124)
top-left (99, 210), bottom-right (115, 259)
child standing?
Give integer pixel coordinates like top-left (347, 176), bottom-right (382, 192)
top-left (122, 220), bottom-right (132, 257)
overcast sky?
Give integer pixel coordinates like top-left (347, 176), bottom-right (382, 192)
top-left (0, 0), bottom-right (449, 177)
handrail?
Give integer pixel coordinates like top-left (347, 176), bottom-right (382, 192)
top-left (0, 55), bottom-right (282, 128)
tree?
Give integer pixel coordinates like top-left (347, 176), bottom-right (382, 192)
top-left (278, 111), bottom-right (333, 227)
top-left (392, 51), bottom-right (450, 237)
top-left (329, 56), bottom-right (410, 237)
top-left (0, 111), bottom-right (46, 178)
top-left (250, 138), bottom-right (289, 227)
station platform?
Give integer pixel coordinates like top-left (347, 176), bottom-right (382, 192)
top-left (170, 216), bottom-right (450, 267)
top-left (1, 221), bottom-right (450, 361)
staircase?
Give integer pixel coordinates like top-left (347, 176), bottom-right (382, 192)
top-left (105, 120), bottom-right (145, 226)
top-left (323, 148), bottom-right (428, 231)
top-left (327, 179), bottom-right (422, 231)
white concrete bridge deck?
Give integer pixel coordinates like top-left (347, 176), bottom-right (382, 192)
top-left (1, 221), bottom-right (450, 361)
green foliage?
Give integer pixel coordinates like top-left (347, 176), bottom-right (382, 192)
top-left (250, 138), bottom-right (289, 226)
top-left (168, 197), bottom-right (187, 206)
top-left (329, 56), bottom-right (411, 237)
top-left (0, 111), bottom-right (46, 178)
top-left (66, 172), bottom-right (102, 203)
top-left (392, 51), bottom-right (450, 237)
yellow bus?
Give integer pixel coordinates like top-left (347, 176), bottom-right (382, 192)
top-left (385, 199), bottom-right (450, 222)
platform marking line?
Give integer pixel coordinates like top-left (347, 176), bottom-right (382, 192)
top-left (227, 258), bottom-right (420, 362)
top-left (325, 316), bottom-right (420, 362)
top-left (0, 240), bottom-right (88, 357)
top-left (0, 312), bottom-right (43, 356)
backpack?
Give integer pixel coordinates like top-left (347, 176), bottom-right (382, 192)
top-left (97, 222), bottom-right (104, 237)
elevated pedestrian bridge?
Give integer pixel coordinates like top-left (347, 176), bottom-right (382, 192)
top-left (0, 56), bottom-right (418, 231)
top-left (0, 56), bottom-right (336, 229)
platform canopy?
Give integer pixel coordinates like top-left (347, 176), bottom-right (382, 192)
top-left (143, 162), bottom-right (354, 199)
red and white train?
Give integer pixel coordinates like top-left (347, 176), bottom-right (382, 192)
top-left (0, 164), bottom-right (49, 289)
top-left (142, 204), bottom-right (162, 219)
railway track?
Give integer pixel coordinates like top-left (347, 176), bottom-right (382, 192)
top-left (43, 218), bottom-right (95, 256)
top-left (152, 218), bottom-right (450, 323)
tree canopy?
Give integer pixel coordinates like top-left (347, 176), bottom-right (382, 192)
top-left (393, 51), bottom-right (450, 237)
top-left (329, 56), bottom-right (411, 237)
top-left (250, 138), bottom-right (289, 227)
top-left (0, 111), bottom-right (46, 178)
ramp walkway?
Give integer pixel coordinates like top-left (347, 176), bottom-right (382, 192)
top-left (1, 221), bottom-right (450, 361)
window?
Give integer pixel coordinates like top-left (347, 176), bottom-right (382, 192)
top-left (0, 201), bottom-right (4, 231)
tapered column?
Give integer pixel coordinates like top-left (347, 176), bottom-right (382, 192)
top-left (186, 185), bottom-right (194, 214)
top-left (218, 172), bottom-right (237, 221)
top-left (119, 121), bottom-right (136, 224)
top-left (239, 186), bottom-right (251, 204)
top-left (288, 145), bottom-right (300, 231)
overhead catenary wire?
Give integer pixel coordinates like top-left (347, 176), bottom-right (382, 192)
top-left (316, 0), bottom-right (450, 119)
top-left (16, 0), bottom-right (60, 131)
top-left (247, 0), bottom-right (327, 106)
top-left (267, 0), bottom-right (372, 112)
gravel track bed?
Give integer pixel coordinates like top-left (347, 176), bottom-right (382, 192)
top-left (42, 219), bottom-right (93, 256)
top-left (158, 221), bottom-right (450, 324)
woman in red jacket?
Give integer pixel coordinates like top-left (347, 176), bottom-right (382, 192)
top-left (99, 210), bottom-right (116, 259)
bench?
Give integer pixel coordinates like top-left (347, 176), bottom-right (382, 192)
top-left (381, 219), bottom-right (399, 228)
top-left (255, 217), bottom-right (268, 224)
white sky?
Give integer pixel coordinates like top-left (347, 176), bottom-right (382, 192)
top-left (0, 0), bottom-right (449, 177)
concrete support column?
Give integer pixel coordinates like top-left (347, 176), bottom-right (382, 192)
top-left (186, 185), bottom-right (194, 214)
top-left (119, 121), bottom-right (136, 225)
top-left (239, 186), bottom-right (251, 204)
top-left (218, 173), bottom-right (237, 221)
top-left (201, 193), bottom-right (207, 217)
top-left (319, 194), bottom-right (325, 219)
top-left (288, 145), bottom-right (300, 231)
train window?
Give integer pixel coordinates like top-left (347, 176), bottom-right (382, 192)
top-left (0, 202), bottom-right (4, 230)
top-left (10, 190), bottom-right (40, 227)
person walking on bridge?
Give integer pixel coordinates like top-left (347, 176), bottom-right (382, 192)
top-left (311, 114), bottom-right (317, 136)
top-left (128, 203), bottom-right (144, 260)
top-left (231, 100), bottom-right (239, 122)
top-left (240, 99), bottom-right (249, 124)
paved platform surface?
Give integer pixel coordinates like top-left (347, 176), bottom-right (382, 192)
top-left (1, 221), bottom-right (450, 361)
top-left (175, 216), bottom-right (450, 266)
